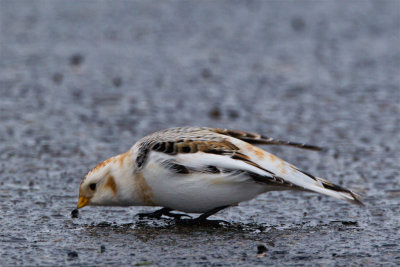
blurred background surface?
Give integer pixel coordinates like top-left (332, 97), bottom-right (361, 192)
top-left (0, 0), bottom-right (399, 265)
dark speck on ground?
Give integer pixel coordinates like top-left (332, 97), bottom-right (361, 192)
top-left (209, 107), bottom-right (222, 120)
top-left (67, 251), bottom-right (78, 259)
top-left (112, 77), bottom-right (123, 87)
top-left (71, 209), bottom-right (79, 218)
top-left (69, 53), bottom-right (84, 66)
top-left (257, 244), bottom-right (268, 254)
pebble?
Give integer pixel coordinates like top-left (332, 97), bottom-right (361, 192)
top-left (112, 77), bottom-right (122, 87)
top-left (209, 107), bottom-right (221, 120)
top-left (69, 53), bottom-right (84, 66)
top-left (257, 244), bottom-right (268, 254)
top-left (67, 251), bottom-right (78, 258)
top-left (71, 209), bottom-right (79, 218)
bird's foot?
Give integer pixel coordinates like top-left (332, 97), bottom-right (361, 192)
top-left (163, 211), bottom-right (192, 220)
top-left (175, 205), bottom-right (230, 226)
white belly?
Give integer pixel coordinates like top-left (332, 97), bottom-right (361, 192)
top-left (142, 162), bottom-right (266, 213)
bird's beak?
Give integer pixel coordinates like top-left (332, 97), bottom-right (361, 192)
top-left (77, 196), bottom-right (90, 209)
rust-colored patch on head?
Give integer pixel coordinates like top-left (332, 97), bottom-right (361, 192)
top-left (118, 152), bottom-right (130, 167)
top-left (105, 175), bottom-right (117, 195)
top-left (135, 172), bottom-right (155, 206)
top-left (91, 157), bottom-right (116, 173)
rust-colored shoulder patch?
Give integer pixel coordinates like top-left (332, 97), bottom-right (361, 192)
top-left (105, 175), bottom-right (117, 195)
top-left (268, 153), bottom-right (277, 162)
top-left (280, 162), bottom-right (287, 174)
top-left (253, 146), bottom-right (266, 160)
top-left (135, 172), bottom-right (155, 206)
top-left (245, 144), bottom-right (253, 151)
top-left (273, 157), bottom-right (287, 174)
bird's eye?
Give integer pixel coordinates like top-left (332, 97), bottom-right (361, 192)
top-left (89, 183), bottom-right (96, 191)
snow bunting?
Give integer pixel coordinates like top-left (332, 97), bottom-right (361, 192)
top-left (76, 127), bottom-right (362, 222)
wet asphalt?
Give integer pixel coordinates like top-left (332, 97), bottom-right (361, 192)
top-left (0, 0), bottom-right (399, 266)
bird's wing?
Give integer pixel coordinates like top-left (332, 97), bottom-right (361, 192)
top-left (211, 128), bottom-right (323, 151)
top-left (133, 127), bottom-right (362, 205)
top-left (134, 127), bottom-right (298, 188)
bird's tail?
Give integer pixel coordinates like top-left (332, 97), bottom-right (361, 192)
top-left (309, 177), bottom-right (364, 206)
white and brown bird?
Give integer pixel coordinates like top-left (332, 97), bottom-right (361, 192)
top-left (76, 127), bottom-right (362, 222)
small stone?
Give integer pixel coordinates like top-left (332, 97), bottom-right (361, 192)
top-left (112, 77), bottom-right (122, 87)
top-left (341, 221), bottom-right (358, 226)
top-left (97, 221), bottom-right (112, 227)
top-left (228, 109), bottom-right (239, 119)
top-left (209, 107), bottom-right (221, 120)
top-left (70, 53), bottom-right (84, 66)
top-left (257, 244), bottom-right (268, 254)
top-left (201, 68), bottom-right (212, 79)
top-left (291, 17), bottom-right (305, 32)
top-left (71, 209), bottom-right (79, 218)
top-left (52, 73), bottom-right (63, 84)
top-left (100, 245), bottom-right (106, 253)
top-left (67, 251), bottom-right (78, 258)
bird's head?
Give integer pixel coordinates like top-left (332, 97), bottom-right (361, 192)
top-left (76, 152), bottom-right (134, 209)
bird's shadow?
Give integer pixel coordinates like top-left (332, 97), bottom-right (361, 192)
top-left (78, 216), bottom-right (361, 245)
top-left (82, 217), bottom-right (265, 233)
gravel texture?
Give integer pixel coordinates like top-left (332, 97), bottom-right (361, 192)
top-left (0, 0), bottom-right (399, 266)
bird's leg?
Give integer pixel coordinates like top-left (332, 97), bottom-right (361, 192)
top-left (196, 205), bottom-right (230, 221)
top-left (177, 205), bottom-right (230, 225)
top-left (137, 207), bottom-right (191, 220)
top-left (137, 207), bottom-right (170, 219)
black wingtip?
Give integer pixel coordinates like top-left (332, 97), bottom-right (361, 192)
top-left (279, 141), bottom-right (325, 151)
top-left (296, 143), bottom-right (325, 151)
top-left (315, 176), bottom-right (364, 206)
top-left (349, 191), bottom-right (365, 206)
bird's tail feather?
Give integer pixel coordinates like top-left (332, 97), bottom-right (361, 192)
top-left (287, 168), bottom-right (363, 205)
top-left (308, 177), bottom-right (364, 206)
